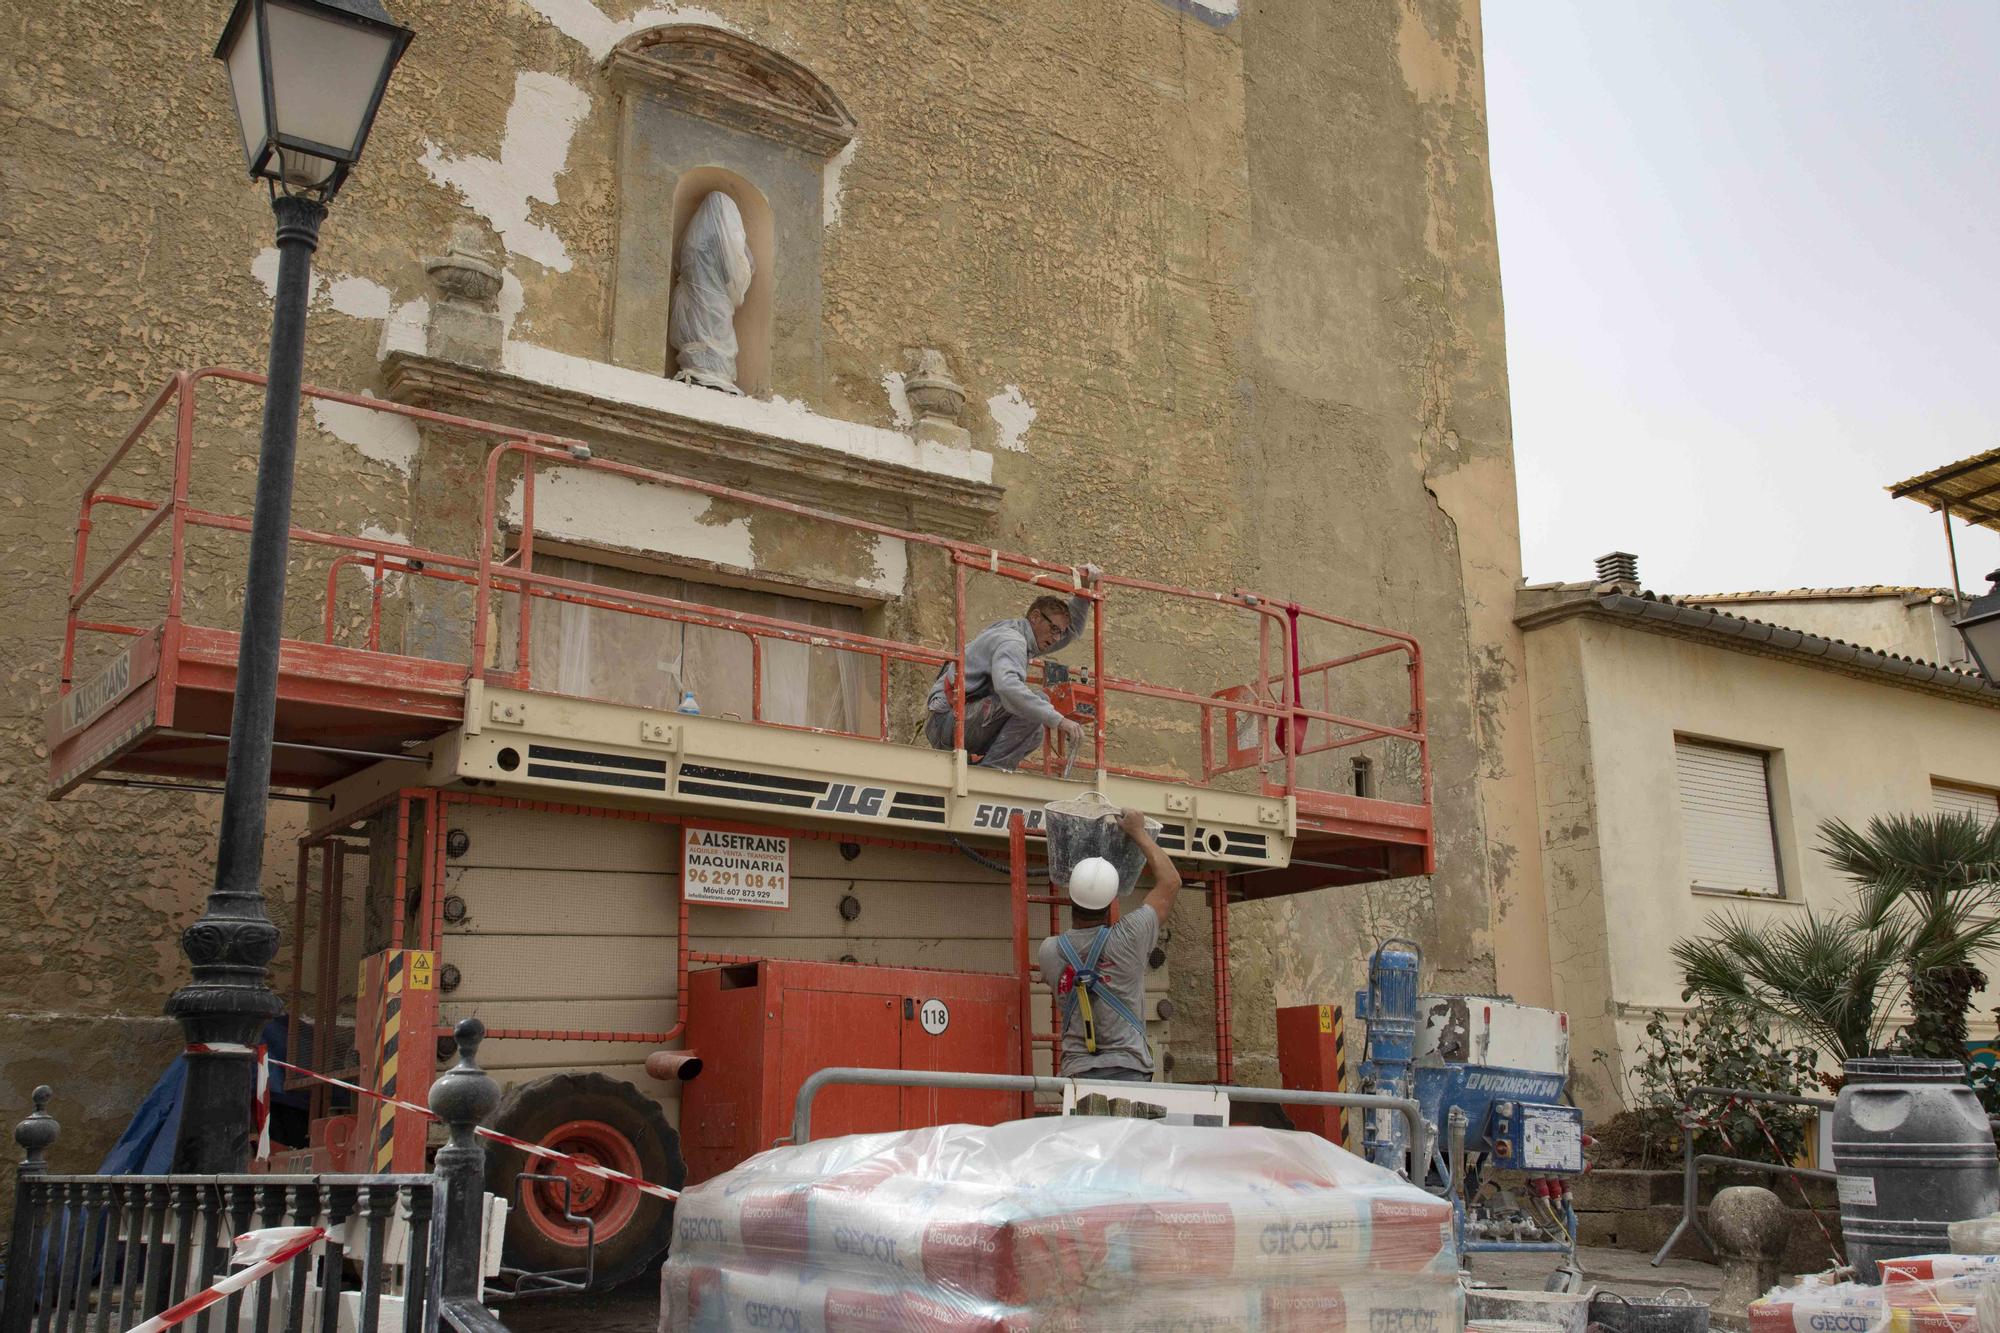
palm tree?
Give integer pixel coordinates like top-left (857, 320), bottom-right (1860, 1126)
top-left (1821, 811), bottom-right (2000, 1058)
top-left (1673, 908), bottom-right (1916, 1066)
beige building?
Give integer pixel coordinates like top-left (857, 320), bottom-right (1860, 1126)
top-left (0, 0), bottom-right (1543, 1183)
top-left (1517, 558), bottom-right (2000, 1118)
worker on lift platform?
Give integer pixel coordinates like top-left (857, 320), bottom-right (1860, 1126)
top-left (1038, 808), bottom-right (1182, 1083)
top-left (924, 565), bottom-right (1100, 770)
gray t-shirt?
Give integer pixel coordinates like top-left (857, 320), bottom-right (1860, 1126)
top-left (1036, 904), bottom-right (1157, 1078)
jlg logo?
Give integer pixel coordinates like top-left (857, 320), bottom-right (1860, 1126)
top-left (816, 783), bottom-right (886, 817)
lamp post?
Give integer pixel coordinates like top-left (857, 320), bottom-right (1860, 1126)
top-left (167, 0), bottom-right (412, 1174)
top-left (1955, 572), bottom-right (2000, 686)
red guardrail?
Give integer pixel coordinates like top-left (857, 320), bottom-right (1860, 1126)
top-left (61, 368), bottom-right (1427, 804)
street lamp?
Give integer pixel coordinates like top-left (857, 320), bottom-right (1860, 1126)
top-left (1956, 572), bottom-right (2000, 686)
top-left (167, 0), bottom-right (412, 1174)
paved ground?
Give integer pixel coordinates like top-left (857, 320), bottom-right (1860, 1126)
top-left (1469, 1243), bottom-right (1725, 1299)
top-left (498, 1245), bottom-right (1728, 1331)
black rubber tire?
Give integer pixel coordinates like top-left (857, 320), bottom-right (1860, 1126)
top-left (483, 1072), bottom-right (685, 1291)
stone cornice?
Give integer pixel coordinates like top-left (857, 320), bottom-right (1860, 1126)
top-left (606, 26), bottom-right (858, 159)
top-left (380, 351), bottom-right (1004, 539)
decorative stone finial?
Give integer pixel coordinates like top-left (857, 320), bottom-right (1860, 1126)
top-left (16, 1085), bottom-right (58, 1173)
top-left (428, 1018), bottom-right (501, 1142)
top-left (423, 224), bottom-right (505, 369)
top-left (904, 348), bottom-right (969, 449)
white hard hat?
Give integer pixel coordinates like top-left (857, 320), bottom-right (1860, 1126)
top-left (1066, 856), bottom-right (1120, 912)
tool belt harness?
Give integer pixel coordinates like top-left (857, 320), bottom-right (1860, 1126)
top-left (1056, 926), bottom-right (1144, 1057)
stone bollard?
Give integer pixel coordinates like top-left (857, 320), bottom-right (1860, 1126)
top-left (1710, 1185), bottom-right (1790, 1329)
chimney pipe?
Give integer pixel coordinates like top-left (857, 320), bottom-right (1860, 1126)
top-left (1595, 551), bottom-right (1639, 586)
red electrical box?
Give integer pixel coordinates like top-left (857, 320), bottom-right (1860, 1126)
top-left (1275, 1003), bottom-right (1350, 1147)
top-left (681, 959), bottom-right (1023, 1183)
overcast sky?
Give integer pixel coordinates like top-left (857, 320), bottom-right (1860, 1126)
top-left (1483, 3), bottom-right (2000, 596)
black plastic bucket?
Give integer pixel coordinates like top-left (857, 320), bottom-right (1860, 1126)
top-left (1043, 792), bottom-right (1159, 891)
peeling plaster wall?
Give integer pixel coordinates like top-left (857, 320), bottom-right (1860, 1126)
top-left (1218, 0), bottom-right (1538, 1085)
top-left (0, 0), bottom-right (1531, 1133)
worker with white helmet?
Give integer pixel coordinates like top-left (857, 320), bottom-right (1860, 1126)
top-left (1036, 808), bottom-right (1183, 1082)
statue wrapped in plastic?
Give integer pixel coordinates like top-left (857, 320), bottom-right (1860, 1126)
top-left (669, 191), bottom-right (754, 394)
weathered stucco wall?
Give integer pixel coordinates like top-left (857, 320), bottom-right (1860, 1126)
top-left (1523, 613), bottom-right (2000, 1119)
top-left (0, 0), bottom-right (1530, 1165)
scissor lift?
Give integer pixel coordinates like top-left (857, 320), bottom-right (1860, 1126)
top-left (48, 368), bottom-right (1438, 1287)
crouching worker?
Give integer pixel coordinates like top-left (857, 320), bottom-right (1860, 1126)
top-left (1037, 808), bottom-right (1182, 1083)
top-left (924, 566), bottom-right (1099, 770)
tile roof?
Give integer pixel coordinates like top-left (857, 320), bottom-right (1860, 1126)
top-left (1514, 581), bottom-right (1998, 701)
top-left (1679, 586), bottom-right (1951, 604)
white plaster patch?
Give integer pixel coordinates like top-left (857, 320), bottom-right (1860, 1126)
top-left (524, 0), bottom-right (744, 63)
top-left (881, 370), bottom-right (913, 429)
top-left (251, 247), bottom-right (284, 300)
top-left (358, 521), bottom-right (412, 548)
top-left (501, 341), bottom-right (995, 486)
top-left (866, 533), bottom-right (909, 597)
top-left (986, 385), bottom-right (1037, 453)
top-left (312, 394), bottom-right (422, 477)
top-left (497, 270), bottom-right (526, 338)
top-left (823, 138), bottom-right (859, 229)
top-left (376, 297), bottom-right (430, 360)
top-left (504, 466), bottom-right (756, 569)
top-left (419, 72), bottom-right (591, 273)
top-left (325, 275), bottom-right (394, 321)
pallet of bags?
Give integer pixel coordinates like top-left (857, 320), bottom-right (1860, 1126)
top-left (659, 1116), bottom-right (1463, 1332)
top-left (665, 1260), bottom-right (1462, 1332)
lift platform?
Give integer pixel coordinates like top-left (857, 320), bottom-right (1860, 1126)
top-left (47, 369), bottom-right (1445, 1285)
top-left (49, 368), bottom-right (1434, 895)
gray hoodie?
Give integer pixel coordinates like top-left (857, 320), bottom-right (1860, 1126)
top-left (926, 593), bottom-right (1093, 729)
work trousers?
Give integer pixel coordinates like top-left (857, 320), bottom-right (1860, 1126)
top-left (924, 694), bottom-right (1049, 770)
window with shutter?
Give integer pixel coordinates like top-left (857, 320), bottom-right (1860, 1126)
top-left (1675, 739), bottom-right (1784, 896)
top-left (1933, 782), bottom-right (2000, 828)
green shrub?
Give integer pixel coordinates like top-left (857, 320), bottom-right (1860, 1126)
top-left (1625, 1008), bottom-right (1821, 1163)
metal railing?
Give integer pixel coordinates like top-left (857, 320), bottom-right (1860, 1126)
top-left (3, 1022), bottom-right (514, 1333)
top-left (1652, 1084), bottom-right (1840, 1267)
top-left (2, 1171), bottom-right (440, 1333)
top-left (59, 368), bottom-right (1429, 808)
top-left (787, 1066), bottom-right (1431, 1180)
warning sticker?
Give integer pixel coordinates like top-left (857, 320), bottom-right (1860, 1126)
top-left (1837, 1174), bottom-right (1877, 1207)
top-left (684, 825), bottom-right (790, 909)
top-left (407, 951), bottom-right (435, 991)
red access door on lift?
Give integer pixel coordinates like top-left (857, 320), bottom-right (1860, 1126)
top-left (682, 959), bottom-right (1021, 1183)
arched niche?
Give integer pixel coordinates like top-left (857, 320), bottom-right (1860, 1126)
top-left (607, 26), bottom-right (857, 399)
top-left (668, 168), bottom-right (775, 396)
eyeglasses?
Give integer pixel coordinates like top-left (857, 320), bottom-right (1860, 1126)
top-left (1033, 611), bottom-right (1071, 637)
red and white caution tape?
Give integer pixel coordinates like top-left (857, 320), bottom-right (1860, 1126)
top-left (265, 1057), bottom-right (679, 1202)
top-left (121, 1225), bottom-right (325, 1333)
top-left (184, 1044), bottom-right (270, 1161)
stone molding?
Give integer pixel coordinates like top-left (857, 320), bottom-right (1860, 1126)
top-left (607, 26), bottom-right (858, 159)
top-left (381, 350), bottom-right (1003, 539)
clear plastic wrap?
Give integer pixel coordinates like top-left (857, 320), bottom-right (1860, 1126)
top-left (668, 191), bottom-right (753, 392)
top-left (1749, 1263), bottom-right (1997, 1333)
top-left (660, 1116), bottom-right (1460, 1332)
top-left (1748, 1281), bottom-right (1892, 1333)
